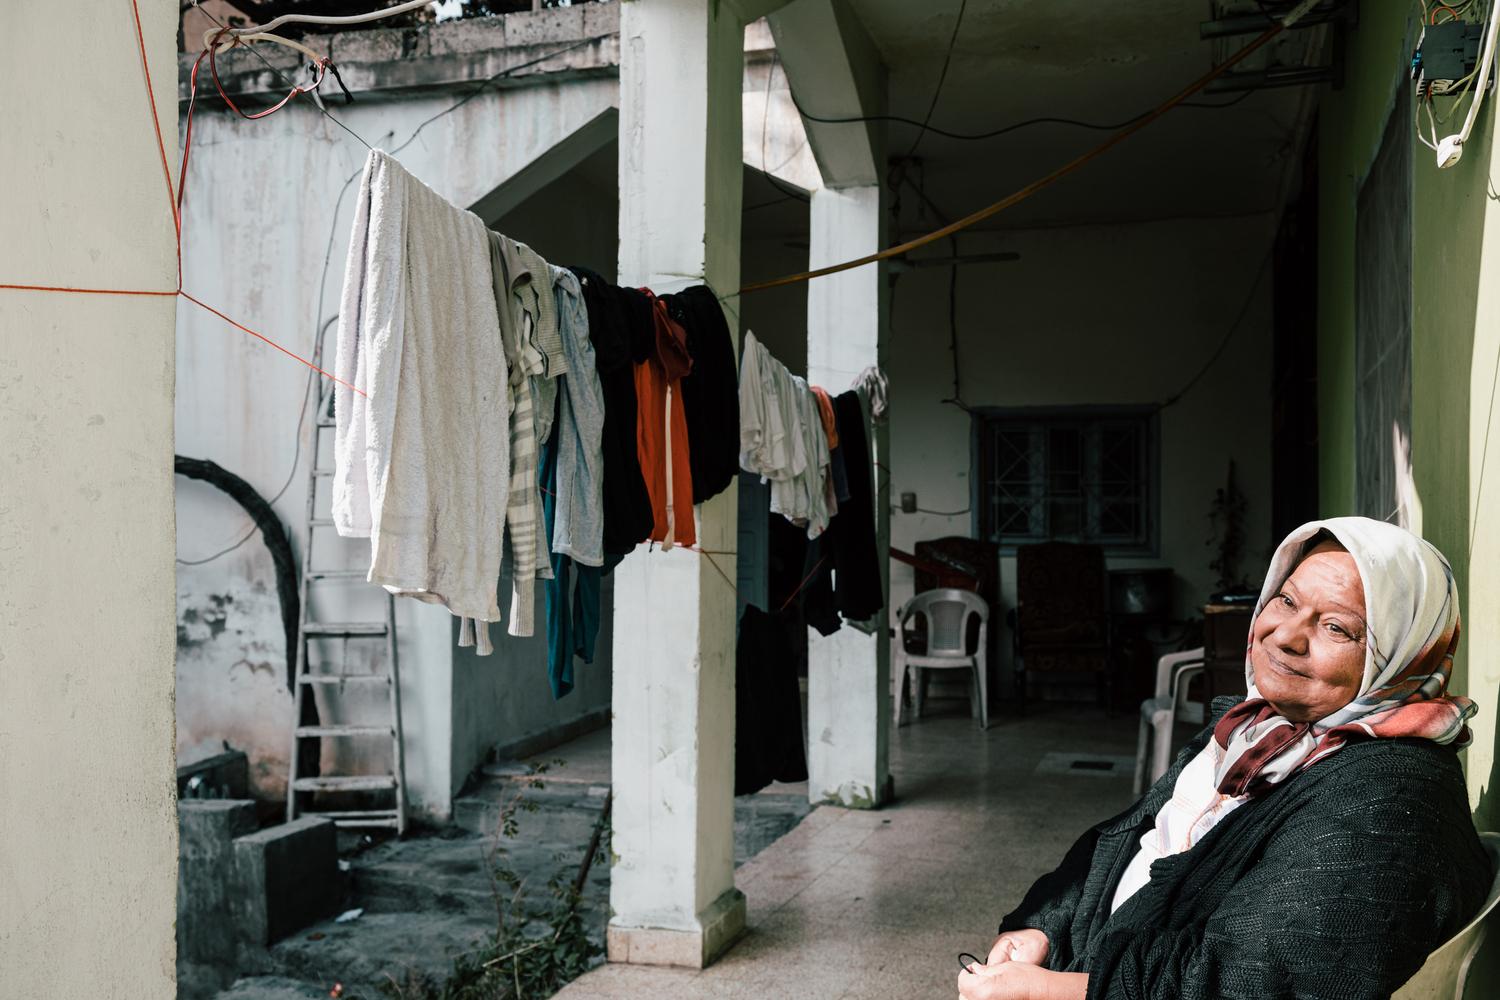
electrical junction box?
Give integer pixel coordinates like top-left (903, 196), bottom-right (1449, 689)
top-left (1416, 21), bottom-right (1488, 95)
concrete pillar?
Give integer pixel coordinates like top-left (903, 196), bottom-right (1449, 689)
top-left (608, 0), bottom-right (747, 969)
top-left (806, 185), bottom-right (893, 808)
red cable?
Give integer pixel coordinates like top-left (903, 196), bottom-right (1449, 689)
top-left (178, 51), bottom-right (210, 233)
top-left (209, 34), bottom-right (331, 121)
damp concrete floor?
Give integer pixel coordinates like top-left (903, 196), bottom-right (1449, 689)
top-left (213, 701), bottom-right (1140, 1000)
top-left (553, 702), bottom-right (1140, 1000)
top-left (213, 726), bottom-right (812, 1000)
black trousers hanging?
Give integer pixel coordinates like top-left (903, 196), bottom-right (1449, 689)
top-left (734, 604), bottom-right (808, 796)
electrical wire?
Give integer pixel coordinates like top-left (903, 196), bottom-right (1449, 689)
top-left (736, 0), bottom-right (1314, 299)
top-left (1159, 248), bottom-right (1274, 410)
top-left (905, 0), bottom-right (968, 161)
top-left (914, 505), bottom-right (971, 517)
top-left (787, 80), bottom-right (1254, 143)
top-left (194, 3), bottom-right (375, 151)
top-left (759, 50), bottom-right (811, 205)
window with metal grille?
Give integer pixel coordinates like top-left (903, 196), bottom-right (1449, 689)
top-left (977, 409), bottom-right (1157, 554)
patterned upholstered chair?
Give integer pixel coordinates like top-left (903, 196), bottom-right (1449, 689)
top-left (1012, 541), bottom-right (1112, 713)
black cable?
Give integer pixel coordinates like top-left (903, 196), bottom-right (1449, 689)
top-left (757, 50), bottom-right (811, 204)
top-left (946, 244), bottom-right (963, 405)
top-left (388, 33), bottom-right (615, 158)
top-left (906, 0), bottom-right (968, 160)
top-left (1159, 248), bottom-right (1274, 409)
top-left (788, 84), bottom-right (1254, 141)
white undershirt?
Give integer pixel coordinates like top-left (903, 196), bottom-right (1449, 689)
top-left (1110, 740), bottom-right (1248, 914)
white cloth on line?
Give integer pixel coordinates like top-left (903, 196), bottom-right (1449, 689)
top-left (332, 148), bottom-right (511, 625)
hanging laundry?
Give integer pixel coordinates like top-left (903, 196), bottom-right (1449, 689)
top-left (738, 331), bottom-right (802, 488)
top-left (457, 231), bottom-right (553, 652)
top-left (809, 386), bottom-right (839, 450)
top-left (549, 268), bottom-right (606, 569)
top-left (570, 266), bottom-right (655, 556)
top-left (829, 390), bottom-right (883, 619)
top-left (734, 604), bottom-right (809, 796)
top-left (635, 291), bottom-right (696, 549)
top-left (852, 365), bottom-right (888, 423)
top-left (540, 407), bottom-right (621, 698)
top-left (784, 373), bottom-right (833, 538)
top-left (738, 331), bottom-right (832, 537)
top-left (333, 149), bottom-right (511, 627)
top-left (809, 385), bottom-right (841, 520)
top-left (663, 285), bottom-right (740, 505)
top-left (794, 388), bottom-right (886, 633)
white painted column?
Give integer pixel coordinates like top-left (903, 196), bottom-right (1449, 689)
top-left (806, 185), bottom-right (893, 808)
top-left (608, 0), bottom-right (747, 969)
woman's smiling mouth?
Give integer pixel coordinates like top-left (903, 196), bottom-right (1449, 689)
top-left (1261, 648), bottom-right (1308, 678)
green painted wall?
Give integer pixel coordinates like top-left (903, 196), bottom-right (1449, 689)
top-left (1318, 0), bottom-right (1500, 902)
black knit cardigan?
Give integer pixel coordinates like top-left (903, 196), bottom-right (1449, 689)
top-left (999, 697), bottom-right (1491, 1000)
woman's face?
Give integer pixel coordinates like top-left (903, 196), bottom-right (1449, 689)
top-left (1248, 540), bottom-right (1369, 723)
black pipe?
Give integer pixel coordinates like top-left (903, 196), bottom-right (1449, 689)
top-left (174, 455), bottom-right (300, 693)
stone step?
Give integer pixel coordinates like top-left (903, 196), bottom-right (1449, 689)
top-left (214, 976), bottom-right (329, 1000)
top-left (260, 909), bottom-right (497, 997)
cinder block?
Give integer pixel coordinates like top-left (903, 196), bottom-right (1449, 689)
top-left (179, 800), bottom-right (260, 1000)
top-left (232, 817), bottom-right (341, 946)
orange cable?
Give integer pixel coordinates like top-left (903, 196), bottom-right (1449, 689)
top-left (0, 283), bottom-right (177, 297)
top-left (128, 0), bottom-right (182, 284)
top-left (737, 14), bottom-right (1293, 296)
top-left (179, 292), bottom-right (367, 398)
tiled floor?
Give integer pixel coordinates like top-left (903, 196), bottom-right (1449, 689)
top-left (554, 702), bottom-right (1140, 999)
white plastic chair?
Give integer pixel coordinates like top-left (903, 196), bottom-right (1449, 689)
top-left (893, 589), bottom-right (990, 730)
top-left (1392, 832), bottom-right (1500, 999)
top-left (1132, 647), bottom-right (1206, 795)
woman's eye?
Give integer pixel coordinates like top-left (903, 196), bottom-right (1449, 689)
top-left (1279, 593), bottom-right (1294, 608)
top-left (1327, 623), bottom-right (1350, 639)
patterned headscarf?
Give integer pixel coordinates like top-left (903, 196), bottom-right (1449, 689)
top-left (1214, 517), bottom-right (1476, 797)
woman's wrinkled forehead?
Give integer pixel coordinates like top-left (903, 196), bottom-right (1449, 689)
top-left (1287, 540), bottom-right (1368, 624)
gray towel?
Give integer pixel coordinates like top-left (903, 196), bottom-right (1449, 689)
top-left (333, 149), bottom-right (511, 624)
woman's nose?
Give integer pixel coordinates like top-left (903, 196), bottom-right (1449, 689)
top-left (1271, 613), bottom-right (1311, 654)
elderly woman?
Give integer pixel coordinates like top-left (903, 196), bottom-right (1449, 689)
top-left (959, 517), bottom-right (1490, 1000)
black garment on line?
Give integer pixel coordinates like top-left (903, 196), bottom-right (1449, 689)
top-left (734, 604), bottom-right (808, 797)
top-left (828, 391), bottom-right (883, 620)
top-left (567, 266), bottom-right (654, 556)
top-left (663, 285), bottom-right (740, 505)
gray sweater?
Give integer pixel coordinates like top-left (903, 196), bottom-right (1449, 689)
top-left (1001, 698), bottom-right (1491, 999)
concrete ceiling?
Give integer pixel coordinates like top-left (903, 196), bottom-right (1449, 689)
top-left (828, 0), bottom-right (1327, 231)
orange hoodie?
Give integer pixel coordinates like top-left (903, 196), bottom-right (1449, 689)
top-left (635, 291), bottom-right (696, 548)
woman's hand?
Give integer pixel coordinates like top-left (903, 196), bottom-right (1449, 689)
top-left (986, 929), bottom-right (1050, 967)
top-left (957, 961), bottom-right (1087, 1000)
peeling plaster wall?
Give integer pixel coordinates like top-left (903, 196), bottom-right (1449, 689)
top-left (177, 571), bottom-right (292, 801)
top-left (886, 215), bottom-right (1277, 687)
top-left (0, 0), bottom-right (178, 993)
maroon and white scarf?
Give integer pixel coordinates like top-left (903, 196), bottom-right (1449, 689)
top-left (1213, 517), bottom-right (1476, 798)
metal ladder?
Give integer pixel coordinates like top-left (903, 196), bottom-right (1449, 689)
top-left (287, 370), bottom-right (408, 835)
